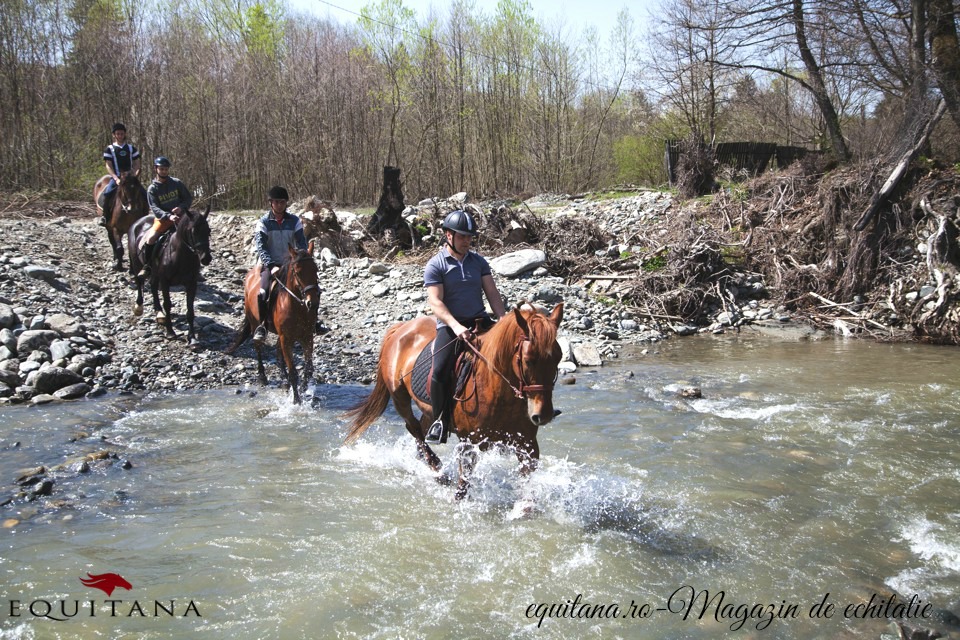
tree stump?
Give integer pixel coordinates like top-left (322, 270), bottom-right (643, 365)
top-left (367, 166), bottom-right (406, 238)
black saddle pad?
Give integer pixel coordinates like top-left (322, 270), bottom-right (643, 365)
top-left (410, 340), bottom-right (475, 405)
top-left (410, 342), bottom-right (434, 404)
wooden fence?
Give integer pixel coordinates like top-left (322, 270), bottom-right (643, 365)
top-left (664, 140), bottom-right (819, 184)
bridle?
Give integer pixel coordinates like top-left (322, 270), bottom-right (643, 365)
top-left (272, 254), bottom-right (319, 310)
top-left (459, 331), bottom-right (557, 399)
top-left (175, 214), bottom-right (209, 258)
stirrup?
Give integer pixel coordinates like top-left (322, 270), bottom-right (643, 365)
top-left (424, 417), bottom-right (447, 445)
top-left (97, 217), bottom-right (107, 227)
top-left (252, 324), bottom-right (267, 345)
top-left (137, 264), bottom-right (151, 278)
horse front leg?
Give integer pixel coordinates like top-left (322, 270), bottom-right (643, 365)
top-left (109, 226), bottom-right (123, 271)
top-left (454, 442), bottom-right (480, 501)
top-left (159, 285), bottom-right (176, 338)
top-left (515, 438), bottom-right (541, 477)
top-left (275, 338), bottom-right (301, 404)
top-left (133, 276), bottom-right (144, 317)
top-left (299, 336), bottom-right (314, 394)
top-left (254, 342), bottom-right (267, 385)
top-left (184, 282), bottom-right (198, 347)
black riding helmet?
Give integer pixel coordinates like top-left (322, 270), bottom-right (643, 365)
top-left (268, 186), bottom-right (289, 201)
top-left (112, 122), bottom-right (126, 133)
top-left (154, 156), bottom-right (171, 167)
top-left (441, 210), bottom-right (478, 237)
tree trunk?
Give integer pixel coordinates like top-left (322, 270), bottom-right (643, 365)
top-left (929, 0), bottom-right (960, 130)
top-left (792, 0), bottom-right (851, 162)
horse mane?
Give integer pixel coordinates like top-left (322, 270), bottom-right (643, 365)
top-left (481, 306), bottom-right (558, 373)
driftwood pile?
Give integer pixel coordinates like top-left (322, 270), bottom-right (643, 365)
top-left (317, 156), bottom-right (960, 344)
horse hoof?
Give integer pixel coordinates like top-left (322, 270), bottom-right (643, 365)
top-left (155, 313), bottom-right (166, 324)
top-left (133, 304), bottom-right (143, 317)
top-left (507, 499), bottom-right (538, 520)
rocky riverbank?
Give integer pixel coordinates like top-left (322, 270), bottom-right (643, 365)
top-left (0, 191), bottom-right (826, 405)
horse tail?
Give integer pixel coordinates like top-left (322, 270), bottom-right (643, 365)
top-left (225, 319), bottom-right (252, 355)
top-left (342, 368), bottom-right (391, 445)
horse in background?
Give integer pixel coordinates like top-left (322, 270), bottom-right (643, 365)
top-left (344, 303), bottom-right (564, 499)
top-left (228, 241), bottom-right (319, 405)
top-left (127, 206), bottom-right (213, 347)
top-left (93, 174), bottom-right (148, 271)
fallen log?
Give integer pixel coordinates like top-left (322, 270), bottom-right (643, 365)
top-left (854, 99), bottom-right (946, 231)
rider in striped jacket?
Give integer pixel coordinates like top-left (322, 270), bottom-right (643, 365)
top-left (99, 123), bottom-right (142, 225)
top-left (252, 186), bottom-right (308, 344)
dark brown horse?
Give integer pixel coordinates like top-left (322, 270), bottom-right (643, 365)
top-left (228, 241), bottom-right (319, 404)
top-left (127, 206), bottom-right (213, 347)
top-left (344, 303), bottom-right (564, 498)
top-left (93, 174), bottom-right (148, 271)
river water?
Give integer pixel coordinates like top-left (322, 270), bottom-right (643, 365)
top-left (1, 336), bottom-right (958, 639)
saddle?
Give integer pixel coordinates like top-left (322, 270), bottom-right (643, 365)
top-left (259, 262), bottom-right (294, 326)
top-left (138, 228), bottom-right (173, 267)
top-left (410, 340), bottom-right (475, 405)
top-left (410, 317), bottom-right (493, 405)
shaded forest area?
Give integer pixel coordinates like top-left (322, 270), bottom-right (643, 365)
top-left (4, 0), bottom-right (960, 207)
top-left (4, 0), bottom-right (960, 344)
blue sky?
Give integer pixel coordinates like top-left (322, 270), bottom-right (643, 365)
top-left (287, 0), bottom-right (651, 39)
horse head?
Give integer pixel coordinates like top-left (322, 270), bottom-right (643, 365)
top-left (285, 239), bottom-right (319, 314)
top-left (116, 174), bottom-right (145, 213)
top-left (177, 205), bottom-right (213, 266)
top-left (508, 303), bottom-right (564, 426)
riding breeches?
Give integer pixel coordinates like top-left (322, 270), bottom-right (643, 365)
top-left (430, 325), bottom-right (459, 419)
top-left (259, 264), bottom-right (278, 301)
top-left (142, 216), bottom-right (174, 247)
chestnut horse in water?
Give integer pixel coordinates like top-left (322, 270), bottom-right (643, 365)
top-left (228, 241), bottom-right (319, 404)
top-left (93, 174), bottom-right (148, 271)
top-left (344, 303), bottom-right (563, 498)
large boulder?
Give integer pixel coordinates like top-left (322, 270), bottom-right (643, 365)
top-left (17, 330), bottom-right (59, 357)
top-left (32, 366), bottom-right (85, 395)
top-left (0, 304), bottom-right (18, 330)
top-left (45, 314), bottom-right (85, 337)
top-left (571, 343), bottom-right (603, 367)
top-left (489, 249), bottom-right (547, 278)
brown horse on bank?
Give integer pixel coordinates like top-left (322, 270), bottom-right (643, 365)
top-left (93, 174), bottom-right (148, 271)
top-left (344, 303), bottom-right (564, 498)
top-left (228, 241), bottom-right (319, 405)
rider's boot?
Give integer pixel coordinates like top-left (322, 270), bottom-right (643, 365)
top-left (424, 380), bottom-right (449, 445)
top-left (97, 192), bottom-right (112, 226)
top-left (253, 297), bottom-right (269, 345)
top-left (137, 242), bottom-right (155, 278)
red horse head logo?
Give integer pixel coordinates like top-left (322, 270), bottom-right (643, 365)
top-left (79, 572), bottom-right (132, 596)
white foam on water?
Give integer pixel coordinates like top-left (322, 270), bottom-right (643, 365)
top-left (900, 515), bottom-right (960, 572)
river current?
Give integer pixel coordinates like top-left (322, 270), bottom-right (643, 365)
top-left (1, 336), bottom-right (958, 639)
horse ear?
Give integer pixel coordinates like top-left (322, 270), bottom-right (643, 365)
top-left (548, 302), bottom-right (564, 327)
top-left (307, 239), bottom-right (315, 255)
top-left (203, 203), bottom-right (211, 218)
top-left (513, 305), bottom-right (529, 334)
top-left (288, 243), bottom-right (298, 258)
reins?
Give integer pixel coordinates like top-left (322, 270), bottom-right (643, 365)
top-left (271, 256), bottom-right (319, 309)
top-left (458, 332), bottom-right (553, 399)
top-left (397, 318), bottom-right (556, 399)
